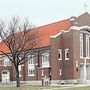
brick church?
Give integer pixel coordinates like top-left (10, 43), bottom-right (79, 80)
top-left (0, 12), bottom-right (90, 84)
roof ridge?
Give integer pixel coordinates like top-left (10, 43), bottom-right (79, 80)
top-left (37, 18), bottom-right (70, 29)
top-left (78, 12), bottom-right (90, 18)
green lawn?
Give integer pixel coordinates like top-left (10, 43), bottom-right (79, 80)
top-left (63, 86), bottom-right (90, 90)
top-left (0, 85), bottom-right (89, 90)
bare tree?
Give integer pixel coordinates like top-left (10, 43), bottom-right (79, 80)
top-left (0, 17), bottom-right (39, 87)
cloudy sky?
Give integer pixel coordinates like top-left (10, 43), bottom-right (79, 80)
top-left (0, 0), bottom-right (90, 26)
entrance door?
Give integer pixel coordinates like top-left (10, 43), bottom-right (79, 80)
top-left (2, 70), bottom-right (10, 83)
top-left (86, 65), bottom-right (90, 80)
top-left (80, 65), bottom-right (84, 80)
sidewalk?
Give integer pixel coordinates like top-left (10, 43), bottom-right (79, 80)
top-left (49, 84), bottom-right (90, 90)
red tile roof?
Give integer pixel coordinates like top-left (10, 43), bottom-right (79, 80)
top-left (35, 18), bottom-right (70, 48)
top-left (0, 18), bottom-right (70, 54)
top-left (0, 42), bottom-right (10, 54)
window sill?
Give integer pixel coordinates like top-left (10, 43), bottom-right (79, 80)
top-left (58, 59), bottom-right (62, 60)
top-left (86, 57), bottom-right (90, 59)
top-left (80, 57), bottom-right (90, 59)
top-left (80, 57), bottom-right (83, 59)
top-left (28, 64), bottom-right (34, 66)
top-left (19, 75), bottom-right (22, 77)
top-left (0, 65), bottom-right (12, 67)
top-left (28, 75), bottom-right (35, 77)
top-left (41, 66), bottom-right (51, 69)
top-left (65, 58), bottom-right (69, 60)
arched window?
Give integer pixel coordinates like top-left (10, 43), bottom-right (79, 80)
top-left (65, 48), bottom-right (69, 60)
top-left (80, 28), bottom-right (90, 58)
top-left (58, 49), bottom-right (62, 60)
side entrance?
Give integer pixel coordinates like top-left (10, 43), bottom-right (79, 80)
top-left (1, 70), bottom-right (10, 83)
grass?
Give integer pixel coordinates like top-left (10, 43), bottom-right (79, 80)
top-left (0, 85), bottom-right (89, 90)
top-left (63, 86), bottom-right (90, 90)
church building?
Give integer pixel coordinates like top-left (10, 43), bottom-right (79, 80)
top-left (0, 12), bottom-right (90, 84)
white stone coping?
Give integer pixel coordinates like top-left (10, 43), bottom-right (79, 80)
top-left (70, 26), bottom-right (90, 31)
top-left (51, 26), bottom-right (90, 38)
top-left (51, 30), bottom-right (69, 38)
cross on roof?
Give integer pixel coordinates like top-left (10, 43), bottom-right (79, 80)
top-left (84, 0), bottom-right (88, 12)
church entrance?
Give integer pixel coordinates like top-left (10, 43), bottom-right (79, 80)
top-left (86, 65), bottom-right (90, 80)
top-left (80, 65), bottom-right (84, 80)
top-left (80, 64), bottom-right (90, 80)
top-left (1, 70), bottom-right (10, 83)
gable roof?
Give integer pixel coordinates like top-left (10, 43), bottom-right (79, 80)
top-left (0, 18), bottom-right (70, 54)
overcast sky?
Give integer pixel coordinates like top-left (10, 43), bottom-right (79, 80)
top-left (0, 0), bottom-right (90, 26)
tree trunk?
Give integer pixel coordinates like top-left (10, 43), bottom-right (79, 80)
top-left (16, 67), bottom-right (20, 87)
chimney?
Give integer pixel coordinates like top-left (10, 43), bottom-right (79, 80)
top-left (70, 16), bottom-right (78, 26)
